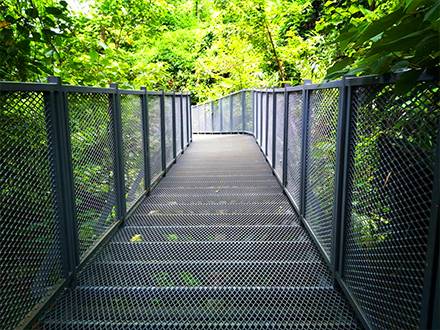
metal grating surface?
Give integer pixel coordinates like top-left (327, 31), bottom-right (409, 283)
top-left (286, 91), bottom-right (303, 209)
top-left (304, 88), bottom-right (339, 259)
top-left (148, 95), bottom-right (162, 181)
top-left (40, 135), bottom-right (359, 329)
top-left (0, 91), bottom-right (63, 329)
top-left (343, 82), bottom-right (440, 328)
top-left (67, 92), bottom-right (117, 255)
top-left (121, 93), bottom-right (145, 210)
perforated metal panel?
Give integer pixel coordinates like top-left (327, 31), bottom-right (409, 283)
top-left (304, 88), bottom-right (339, 259)
top-left (164, 95), bottom-right (174, 166)
top-left (213, 100), bottom-right (221, 132)
top-left (0, 90), bottom-right (63, 329)
top-left (275, 92), bottom-right (284, 178)
top-left (40, 135), bottom-right (360, 329)
top-left (232, 94), bottom-right (242, 131)
top-left (67, 92), bottom-right (117, 255)
top-left (175, 96), bottom-right (182, 154)
top-left (182, 96), bottom-right (189, 146)
top-left (267, 93), bottom-right (274, 166)
top-left (148, 95), bottom-right (162, 182)
top-left (286, 91), bottom-right (303, 210)
top-left (342, 82), bottom-right (440, 329)
top-left (121, 94), bottom-right (145, 210)
top-left (245, 91), bottom-right (253, 133)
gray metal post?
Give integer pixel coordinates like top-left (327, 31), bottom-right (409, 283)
top-left (45, 76), bottom-right (79, 276)
top-left (265, 89), bottom-right (269, 155)
top-left (332, 77), bottom-right (350, 274)
top-left (109, 83), bottom-right (127, 220)
top-left (272, 89), bottom-right (277, 167)
top-left (255, 92), bottom-right (259, 140)
top-left (180, 94), bottom-right (184, 153)
top-left (242, 91), bottom-right (246, 132)
top-left (140, 87), bottom-right (151, 192)
top-left (229, 94), bottom-right (233, 132)
top-left (282, 87), bottom-right (289, 187)
top-left (159, 90), bottom-right (166, 173)
top-left (172, 92), bottom-right (177, 161)
top-left (211, 101), bottom-right (214, 132)
top-left (420, 125), bottom-right (440, 329)
top-left (299, 80), bottom-right (312, 217)
top-left (219, 98), bottom-right (223, 132)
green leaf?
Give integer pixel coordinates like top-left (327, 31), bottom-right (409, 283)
top-left (424, 1), bottom-right (440, 22)
top-left (394, 70), bottom-right (423, 95)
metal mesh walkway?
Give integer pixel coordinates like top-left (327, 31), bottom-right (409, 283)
top-left (40, 135), bottom-right (360, 329)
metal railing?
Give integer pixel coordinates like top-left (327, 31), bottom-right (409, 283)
top-left (0, 78), bottom-right (191, 329)
top-left (192, 74), bottom-right (440, 330)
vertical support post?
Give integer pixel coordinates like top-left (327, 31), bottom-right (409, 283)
top-left (45, 76), bottom-right (79, 276)
top-left (420, 126), bottom-right (440, 329)
top-left (211, 101), bottom-right (214, 132)
top-left (220, 98), bottom-right (223, 132)
top-left (242, 90), bottom-right (246, 133)
top-left (260, 92), bottom-right (263, 144)
top-left (180, 94), bottom-right (184, 153)
top-left (159, 90), bottom-right (166, 174)
top-left (229, 94), bottom-right (233, 132)
top-left (140, 87), bottom-right (151, 192)
top-left (265, 89), bottom-right (269, 155)
top-left (282, 86), bottom-right (289, 187)
top-left (255, 92), bottom-right (259, 140)
top-left (189, 94), bottom-right (192, 142)
top-left (172, 92), bottom-right (177, 161)
top-left (299, 80), bottom-right (312, 218)
top-left (272, 89), bottom-right (277, 168)
top-left (186, 95), bottom-right (190, 145)
top-left (332, 77), bottom-right (350, 274)
top-left (109, 83), bottom-right (126, 220)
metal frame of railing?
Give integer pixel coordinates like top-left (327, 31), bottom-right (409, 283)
top-left (191, 73), bottom-right (440, 330)
top-left (0, 78), bottom-right (192, 329)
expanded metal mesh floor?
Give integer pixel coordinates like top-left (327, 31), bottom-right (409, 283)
top-left (40, 135), bottom-right (360, 329)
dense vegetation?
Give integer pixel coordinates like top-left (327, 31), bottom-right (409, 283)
top-left (1, 0), bottom-right (439, 101)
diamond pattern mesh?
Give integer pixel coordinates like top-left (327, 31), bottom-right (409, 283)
top-left (261, 93), bottom-right (267, 154)
top-left (232, 94), bottom-right (242, 131)
top-left (342, 82), bottom-right (440, 329)
top-left (121, 94), bottom-right (145, 210)
top-left (245, 91), bottom-right (253, 133)
top-left (222, 97), bottom-right (231, 131)
top-left (164, 95), bottom-right (174, 166)
top-left (40, 135), bottom-right (359, 329)
top-left (304, 88), bottom-right (339, 259)
top-left (213, 100), bottom-right (221, 132)
top-left (286, 91), bottom-right (303, 209)
top-left (267, 93), bottom-right (274, 165)
top-left (0, 91), bottom-right (63, 329)
top-left (67, 92), bottom-right (117, 255)
top-left (182, 96), bottom-right (188, 146)
top-left (275, 92), bottom-right (284, 178)
top-left (148, 95), bottom-right (162, 182)
top-left (175, 96), bottom-right (182, 154)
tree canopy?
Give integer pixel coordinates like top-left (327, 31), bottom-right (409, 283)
top-left (1, 0), bottom-right (439, 101)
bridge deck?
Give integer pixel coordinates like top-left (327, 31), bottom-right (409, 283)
top-left (41, 135), bottom-right (360, 329)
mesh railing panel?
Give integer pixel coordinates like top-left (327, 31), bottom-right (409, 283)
top-left (221, 97), bottom-right (230, 131)
top-left (257, 92), bottom-right (262, 144)
top-left (121, 94), bottom-right (145, 210)
top-left (342, 82), bottom-right (440, 329)
top-left (182, 96), bottom-right (188, 145)
top-left (267, 93), bottom-right (274, 165)
top-left (275, 92), bottom-right (285, 178)
top-left (148, 95), bottom-right (162, 182)
top-left (175, 96), bottom-right (182, 154)
top-left (232, 93), bottom-right (242, 131)
top-left (0, 90), bottom-right (63, 329)
top-left (67, 92), bottom-right (117, 255)
top-left (304, 88), bottom-right (339, 259)
top-left (164, 95), bottom-right (174, 166)
top-left (286, 91), bottom-right (304, 209)
top-left (245, 91), bottom-right (253, 133)
top-left (213, 100), bottom-right (221, 132)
